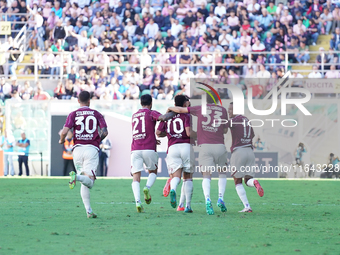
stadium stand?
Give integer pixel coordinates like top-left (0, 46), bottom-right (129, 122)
top-left (0, 0), bottom-right (340, 102)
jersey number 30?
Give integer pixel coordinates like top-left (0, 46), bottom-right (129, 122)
top-left (75, 116), bottom-right (97, 134)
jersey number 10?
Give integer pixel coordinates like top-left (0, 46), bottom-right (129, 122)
top-left (167, 118), bottom-right (184, 134)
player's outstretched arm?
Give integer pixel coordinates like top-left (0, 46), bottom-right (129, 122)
top-left (59, 127), bottom-right (70, 144)
top-left (158, 111), bottom-right (176, 122)
top-left (167, 107), bottom-right (189, 114)
top-left (99, 127), bottom-right (108, 141)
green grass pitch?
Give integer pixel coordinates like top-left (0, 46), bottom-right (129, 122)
top-left (0, 178), bottom-right (339, 255)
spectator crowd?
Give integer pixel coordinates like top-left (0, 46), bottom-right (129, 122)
top-left (1, 0), bottom-right (340, 101)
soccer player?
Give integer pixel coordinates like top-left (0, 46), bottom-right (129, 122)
top-left (167, 94), bottom-right (228, 215)
top-left (227, 102), bottom-right (264, 213)
top-left (156, 95), bottom-right (194, 213)
top-left (59, 91), bottom-right (108, 218)
top-left (131, 94), bottom-right (175, 213)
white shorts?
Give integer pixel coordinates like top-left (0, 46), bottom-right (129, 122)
top-left (73, 145), bottom-right (99, 176)
top-left (131, 150), bottom-right (158, 174)
top-left (166, 143), bottom-right (194, 175)
top-left (198, 144), bottom-right (228, 173)
top-left (230, 146), bottom-right (256, 178)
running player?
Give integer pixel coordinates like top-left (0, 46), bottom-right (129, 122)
top-left (156, 95), bottom-right (194, 213)
top-left (167, 94), bottom-right (228, 215)
top-left (227, 102), bottom-right (264, 213)
top-left (131, 94), bottom-right (175, 213)
top-left (59, 91), bottom-right (108, 218)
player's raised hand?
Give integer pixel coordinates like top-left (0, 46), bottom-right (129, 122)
top-left (59, 139), bottom-right (65, 144)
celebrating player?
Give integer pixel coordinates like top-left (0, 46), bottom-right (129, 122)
top-left (156, 95), bottom-right (194, 213)
top-left (59, 91), bottom-right (108, 218)
top-left (227, 102), bottom-right (264, 213)
top-left (131, 94), bottom-right (175, 213)
top-left (167, 94), bottom-right (228, 215)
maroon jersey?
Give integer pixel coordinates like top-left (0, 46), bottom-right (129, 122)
top-left (131, 108), bottom-right (162, 151)
top-left (227, 115), bottom-right (254, 153)
top-left (157, 113), bottom-right (190, 149)
top-left (188, 104), bottom-right (228, 145)
top-left (64, 106), bottom-right (107, 150)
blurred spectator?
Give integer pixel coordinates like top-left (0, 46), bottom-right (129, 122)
top-left (53, 20), bottom-right (66, 42)
top-left (7, 43), bottom-right (20, 76)
top-left (319, 8), bottom-right (333, 34)
top-left (296, 41), bottom-right (310, 64)
top-left (20, 81), bottom-right (34, 100)
top-left (325, 65), bottom-right (340, 78)
top-left (67, 67), bottom-right (79, 84)
top-left (54, 81), bottom-right (65, 99)
top-left (41, 49), bottom-right (55, 77)
top-left (62, 130), bottom-right (75, 176)
top-left (133, 20), bottom-right (147, 44)
top-left (165, 65), bottom-right (179, 90)
top-left (141, 67), bottom-right (153, 91)
top-left (33, 87), bottom-right (51, 100)
top-left (10, 90), bottom-right (22, 103)
top-left (151, 77), bottom-right (163, 98)
top-left (158, 78), bottom-right (173, 100)
top-left (0, 130), bottom-right (14, 176)
top-left (144, 18), bottom-right (159, 39)
top-left (17, 132), bottom-right (30, 177)
top-left (125, 82), bottom-right (140, 99)
top-left (308, 65), bottom-right (323, 78)
top-left (179, 67), bottom-right (194, 91)
top-left (330, 27), bottom-right (340, 50)
top-left (98, 136), bottom-right (112, 176)
top-left (0, 77), bottom-right (12, 102)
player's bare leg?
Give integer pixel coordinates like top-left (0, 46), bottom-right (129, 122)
top-left (177, 182), bottom-right (185, 211)
top-left (217, 172), bottom-right (227, 212)
top-left (183, 172), bottom-right (193, 213)
top-left (143, 169), bottom-right (157, 205)
top-left (169, 169), bottom-right (182, 208)
top-left (245, 175), bottom-right (264, 197)
top-left (132, 172), bottom-right (144, 213)
top-left (202, 172), bottom-right (214, 215)
top-left (234, 177), bottom-right (252, 213)
top-left (69, 171), bottom-right (97, 218)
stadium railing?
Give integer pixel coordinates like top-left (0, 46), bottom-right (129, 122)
top-left (0, 13), bottom-right (31, 40)
top-left (0, 50), bottom-right (337, 81)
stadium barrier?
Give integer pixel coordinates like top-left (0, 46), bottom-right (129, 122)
top-left (0, 50), bottom-right (338, 83)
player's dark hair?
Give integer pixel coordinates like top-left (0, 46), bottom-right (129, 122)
top-left (174, 95), bottom-right (189, 107)
top-left (79, 91), bottom-right (91, 103)
top-left (141, 94), bottom-right (152, 106)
